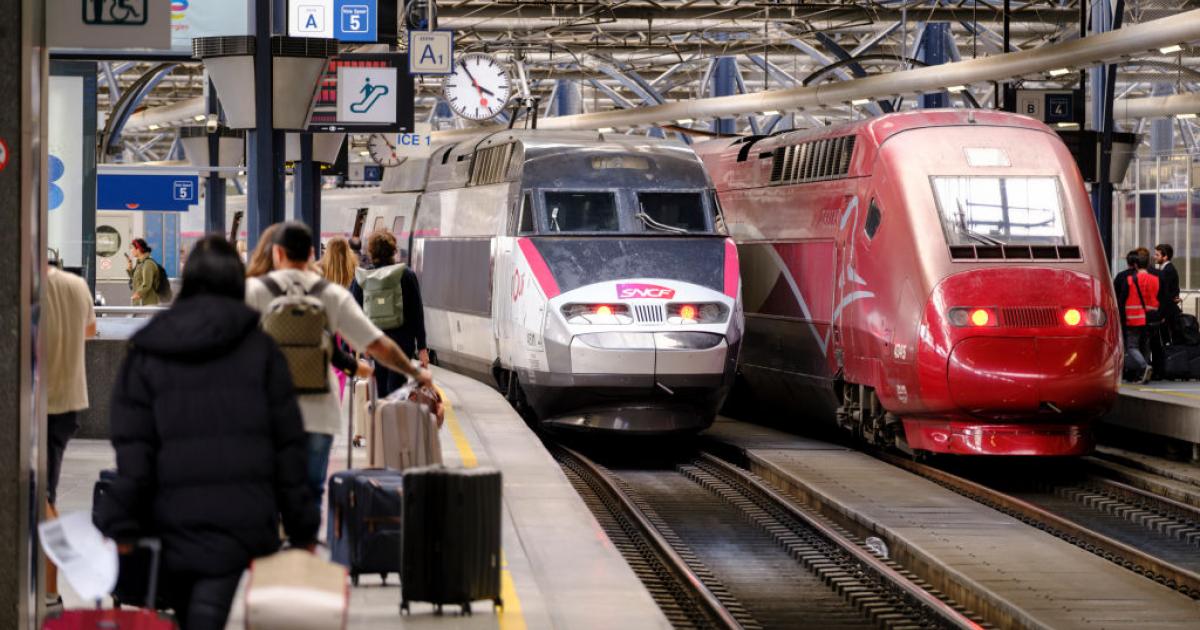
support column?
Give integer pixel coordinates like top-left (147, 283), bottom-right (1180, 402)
top-left (1097, 0), bottom-right (1126, 262)
top-left (247, 0), bottom-right (286, 251)
top-left (204, 78), bottom-right (226, 235)
top-left (918, 23), bottom-right (950, 108)
top-left (554, 80), bottom-right (581, 116)
top-left (0, 0), bottom-right (45, 627)
top-left (293, 133), bottom-right (320, 249)
top-left (1150, 83), bottom-right (1175, 155)
top-left (711, 57), bottom-right (737, 134)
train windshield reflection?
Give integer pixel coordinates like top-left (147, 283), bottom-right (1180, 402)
top-left (637, 192), bottom-right (709, 233)
top-left (544, 191), bottom-right (620, 232)
top-left (932, 176), bottom-right (1068, 246)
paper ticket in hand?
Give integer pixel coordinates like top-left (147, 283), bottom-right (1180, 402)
top-left (38, 512), bottom-right (118, 602)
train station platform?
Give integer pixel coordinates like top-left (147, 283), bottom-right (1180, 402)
top-left (1104, 382), bottom-right (1200, 460)
top-left (702, 418), bottom-right (1200, 629)
top-left (53, 367), bottom-right (668, 629)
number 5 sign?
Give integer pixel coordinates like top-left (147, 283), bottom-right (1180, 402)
top-left (335, 0), bottom-right (376, 42)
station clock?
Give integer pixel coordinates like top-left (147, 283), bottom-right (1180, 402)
top-left (367, 133), bottom-right (404, 167)
top-left (442, 53), bottom-right (512, 121)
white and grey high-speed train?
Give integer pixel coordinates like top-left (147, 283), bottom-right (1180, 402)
top-left (412, 130), bottom-right (744, 433)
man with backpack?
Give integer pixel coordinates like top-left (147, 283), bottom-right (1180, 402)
top-left (246, 222), bottom-right (433, 509)
top-left (125, 237), bottom-right (172, 305)
top-left (353, 229), bottom-right (429, 397)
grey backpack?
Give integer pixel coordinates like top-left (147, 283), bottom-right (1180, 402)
top-left (356, 264), bottom-right (406, 330)
top-left (259, 276), bottom-right (331, 394)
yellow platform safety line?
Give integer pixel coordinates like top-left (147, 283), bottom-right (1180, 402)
top-left (438, 386), bottom-right (523, 628)
top-left (1130, 386), bottom-right (1200, 402)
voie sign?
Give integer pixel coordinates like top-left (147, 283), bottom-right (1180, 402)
top-left (616, 283), bottom-right (676, 300)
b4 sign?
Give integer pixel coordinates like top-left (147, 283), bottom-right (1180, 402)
top-left (617, 283), bottom-right (675, 299)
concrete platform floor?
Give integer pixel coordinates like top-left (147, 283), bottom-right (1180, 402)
top-left (52, 367), bottom-right (668, 629)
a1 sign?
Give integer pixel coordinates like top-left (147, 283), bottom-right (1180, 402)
top-left (289, 0), bottom-right (376, 42)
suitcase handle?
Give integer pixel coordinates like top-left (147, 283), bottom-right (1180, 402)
top-left (112, 537), bottom-right (162, 609)
top-left (347, 368), bottom-right (376, 469)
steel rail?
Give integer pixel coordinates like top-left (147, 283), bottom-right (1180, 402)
top-left (879, 452), bottom-right (1200, 599)
top-left (556, 445), bottom-right (744, 630)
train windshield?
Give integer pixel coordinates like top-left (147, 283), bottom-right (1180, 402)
top-left (543, 191), bottom-right (620, 233)
top-left (636, 192), bottom-right (709, 233)
top-left (931, 176), bottom-right (1068, 246)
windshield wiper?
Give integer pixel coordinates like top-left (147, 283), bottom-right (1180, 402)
top-left (550, 207), bottom-right (562, 232)
top-left (956, 199), bottom-right (1005, 246)
top-left (636, 205), bottom-right (688, 234)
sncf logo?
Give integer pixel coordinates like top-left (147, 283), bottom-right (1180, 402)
top-left (617, 283), bottom-right (675, 299)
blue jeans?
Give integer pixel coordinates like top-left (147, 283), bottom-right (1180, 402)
top-left (306, 432), bottom-right (334, 510)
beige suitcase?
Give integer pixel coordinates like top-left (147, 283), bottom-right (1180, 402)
top-left (368, 386), bottom-right (443, 470)
top-left (243, 549), bottom-right (348, 630)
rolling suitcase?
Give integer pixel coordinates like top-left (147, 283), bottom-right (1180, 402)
top-left (1163, 344), bottom-right (1192, 380)
top-left (1188, 346), bottom-right (1200, 379)
top-left (401, 466), bottom-right (502, 615)
top-left (327, 469), bottom-right (404, 585)
top-left (90, 471), bottom-right (164, 610)
top-left (370, 386), bottom-right (442, 470)
top-left (42, 539), bottom-right (177, 629)
top-left (243, 549), bottom-right (349, 630)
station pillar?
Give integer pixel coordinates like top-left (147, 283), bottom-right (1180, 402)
top-left (711, 57), bottom-right (737, 135)
top-left (918, 24), bottom-right (950, 108)
top-left (204, 78), bottom-right (226, 236)
top-left (293, 133), bottom-right (321, 252)
top-left (246, 0), bottom-right (287, 251)
top-left (554, 80), bottom-right (582, 117)
top-left (0, 0), bottom-right (46, 627)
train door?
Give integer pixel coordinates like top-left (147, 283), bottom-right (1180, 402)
top-left (833, 193), bottom-right (868, 381)
top-left (492, 189), bottom-right (524, 368)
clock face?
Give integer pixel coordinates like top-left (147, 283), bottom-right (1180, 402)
top-left (367, 133), bottom-right (404, 167)
top-left (443, 54), bottom-right (512, 121)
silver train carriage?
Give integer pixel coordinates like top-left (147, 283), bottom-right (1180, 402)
top-left (413, 130), bottom-right (745, 433)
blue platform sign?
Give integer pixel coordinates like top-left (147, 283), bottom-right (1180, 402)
top-left (335, 0), bottom-right (376, 42)
top-left (97, 174), bottom-right (199, 212)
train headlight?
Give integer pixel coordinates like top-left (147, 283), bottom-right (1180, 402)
top-left (561, 303), bottom-right (633, 325)
top-left (1065, 307), bottom-right (1106, 327)
top-left (947, 307), bottom-right (998, 327)
top-left (667, 302), bottom-right (729, 324)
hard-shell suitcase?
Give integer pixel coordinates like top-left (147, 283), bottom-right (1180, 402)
top-left (370, 387), bottom-right (442, 470)
top-left (42, 539), bottom-right (177, 629)
top-left (327, 469), bottom-right (404, 585)
top-left (1187, 348), bottom-right (1200, 379)
top-left (1164, 344), bottom-right (1192, 380)
top-left (243, 549), bottom-right (349, 630)
top-left (401, 466), bottom-right (502, 615)
top-left (90, 471), bottom-right (163, 609)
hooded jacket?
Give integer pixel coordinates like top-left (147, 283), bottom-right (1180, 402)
top-left (97, 295), bottom-right (318, 576)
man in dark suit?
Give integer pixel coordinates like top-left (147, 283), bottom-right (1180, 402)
top-left (1156, 243), bottom-right (1182, 341)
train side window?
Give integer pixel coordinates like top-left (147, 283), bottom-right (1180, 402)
top-left (372, 216), bottom-right (386, 233)
top-left (392, 215), bottom-right (405, 235)
top-left (518, 192), bottom-right (536, 234)
top-left (865, 199), bottom-right (882, 239)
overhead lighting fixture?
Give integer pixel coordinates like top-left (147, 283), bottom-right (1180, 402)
top-left (675, 118), bottom-right (694, 125)
top-left (1055, 122), bottom-right (1080, 129)
top-left (193, 114), bottom-right (207, 122)
top-left (598, 127), bottom-right (615, 133)
top-left (761, 110), bottom-right (780, 116)
top-left (1048, 68), bottom-right (1071, 77)
top-left (1178, 113), bottom-right (1198, 119)
top-left (147, 124), bottom-right (161, 130)
top-left (947, 85), bottom-right (968, 93)
top-left (850, 98), bottom-right (871, 106)
top-left (1160, 44), bottom-right (1184, 54)
top-left (358, 150), bottom-right (370, 157)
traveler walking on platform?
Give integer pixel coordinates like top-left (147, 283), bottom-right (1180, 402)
top-left (246, 222), bottom-right (432, 510)
top-left (352, 229), bottom-right (429, 398)
top-left (349, 236), bottom-right (371, 269)
top-left (1114, 250), bottom-right (1160, 383)
top-left (126, 238), bottom-right (162, 306)
top-left (98, 236), bottom-right (319, 630)
top-left (320, 237), bottom-right (370, 400)
top-left (42, 253), bottom-right (96, 608)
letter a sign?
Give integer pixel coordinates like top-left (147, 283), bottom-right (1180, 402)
top-left (408, 30), bottom-right (453, 75)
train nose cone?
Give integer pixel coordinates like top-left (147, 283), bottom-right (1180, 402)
top-left (947, 336), bottom-right (1117, 418)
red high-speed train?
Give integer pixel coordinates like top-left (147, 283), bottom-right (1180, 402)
top-left (697, 110), bottom-right (1121, 456)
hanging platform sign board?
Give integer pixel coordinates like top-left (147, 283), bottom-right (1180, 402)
top-left (408, 30), bottom-right (453, 75)
top-left (97, 173), bottom-right (199, 212)
top-left (48, 0), bottom-right (171, 52)
top-left (288, 0), bottom-right (381, 42)
top-left (308, 53), bottom-right (414, 133)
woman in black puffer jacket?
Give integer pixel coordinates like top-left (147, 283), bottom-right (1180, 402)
top-left (96, 235), bottom-right (318, 630)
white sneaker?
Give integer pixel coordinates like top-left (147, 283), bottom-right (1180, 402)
top-left (1141, 366), bottom-right (1153, 384)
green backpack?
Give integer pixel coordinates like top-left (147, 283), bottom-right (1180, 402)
top-left (356, 264), bottom-right (406, 330)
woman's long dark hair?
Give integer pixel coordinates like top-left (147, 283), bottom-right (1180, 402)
top-left (177, 235), bottom-right (246, 301)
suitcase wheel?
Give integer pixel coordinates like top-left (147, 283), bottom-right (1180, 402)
top-left (461, 602), bottom-right (471, 616)
top-left (400, 600), bottom-right (409, 615)
top-left (494, 597), bottom-right (504, 612)
top-left (379, 572), bottom-right (387, 585)
top-left (434, 604), bottom-right (443, 616)
top-left (351, 573), bottom-right (359, 587)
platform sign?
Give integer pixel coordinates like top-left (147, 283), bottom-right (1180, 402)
top-left (290, 0), bottom-right (378, 41)
top-left (97, 174), bottom-right (199, 212)
top-left (309, 54), bottom-right (414, 133)
top-left (48, 0), bottom-right (170, 50)
top-left (408, 30), bottom-right (453, 75)
top-left (1015, 89), bottom-right (1081, 125)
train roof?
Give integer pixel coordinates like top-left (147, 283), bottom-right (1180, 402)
top-left (694, 109), bottom-right (1056, 160)
top-left (425, 129), bottom-right (703, 191)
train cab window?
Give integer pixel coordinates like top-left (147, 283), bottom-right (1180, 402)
top-left (517, 192), bottom-right (536, 234)
top-left (932, 176), bottom-right (1068, 246)
top-left (543, 191), bottom-right (619, 233)
top-left (864, 199), bottom-right (882, 239)
top-left (391, 215), bottom-right (405, 235)
top-left (636, 191), bottom-right (709, 233)
top-left (372, 216), bottom-right (386, 233)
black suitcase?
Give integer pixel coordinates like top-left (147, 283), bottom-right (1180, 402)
top-left (1179, 314), bottom-right (1200, 346)
top-left (1187, 347), bottom-right (1200, 379)
top-left (91, 469), bottom-right (168, 609)
top-left (327, 468), bottom-right (404, 585)
top-left (1164, 345), bottom-right (1192, 380)
top-left (401, 466), bottom-right (502, 615)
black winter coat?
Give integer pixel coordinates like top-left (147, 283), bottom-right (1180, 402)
top-left (96, 295), bottom-right (318, 576)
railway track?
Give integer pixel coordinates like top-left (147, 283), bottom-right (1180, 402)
top-left (553, 444), bottom-right (985, 630)
top-left (878, 452), bottom-right (1200, 599)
